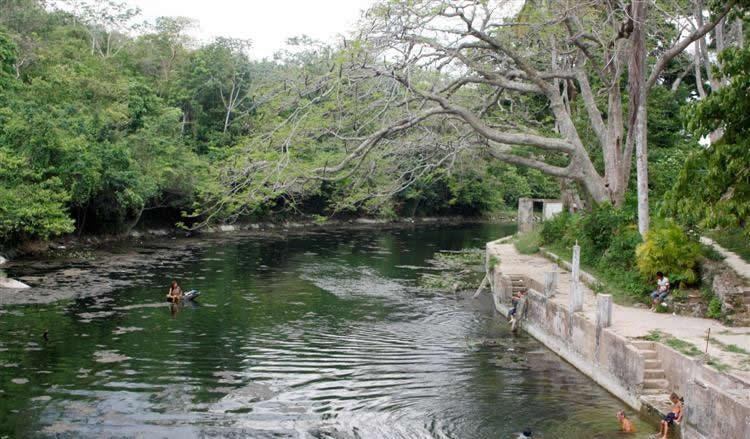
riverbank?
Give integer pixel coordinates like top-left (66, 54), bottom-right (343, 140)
top-left (0, 220), bottom-right (516, 307)
top-left (1, 215), bottom-right (514, 260)
top-left (486, 237), bottom-right (750, 439)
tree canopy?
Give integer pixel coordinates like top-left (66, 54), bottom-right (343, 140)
top-left (0, 0), bottom-right (747, 245)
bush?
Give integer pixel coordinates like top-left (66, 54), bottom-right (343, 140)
top-left (636, 222), bottom-right (701, 286)
top-left (707, 296), bottom-right (722, 319)
top-left (599, 225), bottom-right (642, 270)
top-left (579, 203), bottom-right (632, 255)
top-left (515, 229), bottom-right (541, 255)
top-left (540, 210), bottom-right (571, 245)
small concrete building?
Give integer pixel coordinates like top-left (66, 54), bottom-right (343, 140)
top-left (517, 198), bottom-right (564, 232)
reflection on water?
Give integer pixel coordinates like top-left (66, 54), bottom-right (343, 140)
top-left (0, 224), bottom-right (653, 438)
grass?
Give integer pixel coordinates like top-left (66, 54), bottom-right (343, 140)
top-left (543, 243), bottom-right (649, 306)
top-left (642, 330), bottom-right (733, 372)
top-left (488, 255), bottom-right (500, 270)
top-left (514, 229), bottom-right (541, 255)
top-left (706, 228), bottom-right (750, 263)
top-left (709, 338), bottom-right (750, 357)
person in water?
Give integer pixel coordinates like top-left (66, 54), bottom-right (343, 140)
top-left (167, 280), bottom-right (183, 303)
top-left (517, 428), bottom-right (533, 438)
top-left (617, 410), bottom-right (635, 433)
top-left (658, 393), bottom-right (683, 438)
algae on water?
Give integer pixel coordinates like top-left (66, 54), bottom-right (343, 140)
top-left (418, 248), bottom-right (486, 292)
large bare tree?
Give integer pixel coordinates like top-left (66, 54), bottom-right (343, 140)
top-left (312, 0), bottom-right (736, 232)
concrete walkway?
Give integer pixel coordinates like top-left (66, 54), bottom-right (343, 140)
top-left (488, 241), bottom-right (750, 384)
top-left (700, 236), bottom-right (750, 281)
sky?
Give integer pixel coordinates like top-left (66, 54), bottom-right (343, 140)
top-left (127, 0), bottom-right (378, 59)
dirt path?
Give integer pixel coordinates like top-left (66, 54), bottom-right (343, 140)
top-left (701, 236), bottom-right (750, 281)
top-left (488, 241), bottom-right (750, 382)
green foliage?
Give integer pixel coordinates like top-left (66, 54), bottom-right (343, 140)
top-left (707, 296), bottom-right (723, 319)
top-left (0, 148), bottom-right (74, 242)
top-left (665, 46), bottom-right (750, 237)
top-left (514, 229), bottom-right (541, 255)
top-left (488, 255), bottom-right (500, 269)
top-left (705, 228), bottom-right (750, 263)
top-left (540, 210), bottom-right (570, 245)
top-left (578, 204), bottom-right (633, 260)
top-left (635, 222), bottom-right (701, 286)
top-left (601, 226), bottom-right (642, 271)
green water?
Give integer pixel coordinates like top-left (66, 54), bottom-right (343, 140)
top-left (0, 224), bottom-right (654, 438)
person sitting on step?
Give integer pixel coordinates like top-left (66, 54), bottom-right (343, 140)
top-left (649, 271), bottom-right (670, 311)
top-left (658, 392), bottom-right (683, 439)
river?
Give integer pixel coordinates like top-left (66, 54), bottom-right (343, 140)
top-left (0, 223), bottom-right (653, 438)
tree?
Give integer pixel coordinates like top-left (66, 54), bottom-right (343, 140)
top-left (180, 37), bottom-right (254, 140)
top-left (264, 0), bottom-right (733, 233)
top-left (62, 0), bottom-right (142, 58)
top-left (664, 45), bottom-right (750, 236)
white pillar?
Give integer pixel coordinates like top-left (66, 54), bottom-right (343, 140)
top-left (596, 294), bottom-right (613, 328)
top-left (544, 271), bottom-right (558, 297)
top-left (569, 243), bottom-right (583, 313)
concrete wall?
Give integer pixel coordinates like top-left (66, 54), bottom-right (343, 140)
top-left (543, 202), bottom-right (563, 220)
top-left (489, 240), bottom-right (750, 439)
top-left (492, 272), bottom-right (644, 409)
top-left (655, 344), bottom-right (750, 439)
top-left (517, 198), bottom-right (534, 233)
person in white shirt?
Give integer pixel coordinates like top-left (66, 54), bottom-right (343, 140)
top-left (650, 271), bottom-right (670, 310)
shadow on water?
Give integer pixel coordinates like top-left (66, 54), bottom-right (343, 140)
top-left (0, 223), bottom-right (655, 438)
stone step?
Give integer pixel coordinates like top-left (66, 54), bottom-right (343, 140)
top-left (644, 359), bottom-right (662, 369)
top-left (640, 350), bottom-right (658, 360)
top-left (631, 341), bottom-right (655, 350)
top-left (641, 389), bottom-right (669, 401)
top-left (643, 378), bottom-right (670, 389)
top-left (644, 369), bottom-right (666, 380)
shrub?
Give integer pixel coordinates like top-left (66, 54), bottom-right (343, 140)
top-left (579, 203), bottom-right (632, 255)
top-left (636, 222), bottom-right (701, 286)
top-left (599, 225), bottom-right (642, 271)
top-left (540, 210), bottom-right (571, 245)
top-left (707, 297), bottom-right (723, 319)
top-left (515, 229), bottom-right (541, 254)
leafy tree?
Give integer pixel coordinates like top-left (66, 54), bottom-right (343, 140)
top-left (665, 45), bottom-right (750, 235)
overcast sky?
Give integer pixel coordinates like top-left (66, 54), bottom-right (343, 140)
top-left (126, 0), bottom-right (377, 59)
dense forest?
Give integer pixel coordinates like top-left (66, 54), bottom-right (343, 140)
top-left (0, 0), bottom-right (748, 248)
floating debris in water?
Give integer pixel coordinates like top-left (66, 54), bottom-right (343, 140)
top-left (11, 378), bottom-right (29, 384)
top-left (93, 350), bottom-right (130, 363)
top-left (112, 326), bottom-right (143, 335)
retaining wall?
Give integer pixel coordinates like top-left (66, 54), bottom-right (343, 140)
top-left (490, 269), bottom-right (645, 409)
top-left (655, 344), bottom-right (750, 439)
top-left (489, 240), bottom-right (750, 439)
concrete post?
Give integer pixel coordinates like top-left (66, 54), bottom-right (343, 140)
top-left (517, 198), bottom-right (534, 233)
top-left (544, 271), bottom-right (558, 297)
top-left (596, 294), bottom-right (613, 328)
top-left (569, 243), bottom-right (583, 313)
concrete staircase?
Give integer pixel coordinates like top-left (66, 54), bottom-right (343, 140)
top-left (633, 340), bottom-right (680, 437)
top-left (509, 275), bottom-right (526, 294)
top-left (633, 341), bottom-right (671, 395)
top-left (736, 289), bottom-right (750, 326)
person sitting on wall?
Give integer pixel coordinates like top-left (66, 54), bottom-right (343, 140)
top-left (649, 271), bottom-right (670, 311)
top-left (509, 289), bottom-right (527, 331)
top-left (616, 410), bottom-right (635, 433)
top-left (658, 393), bottom-right (683, 439)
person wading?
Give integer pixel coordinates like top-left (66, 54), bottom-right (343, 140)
top-left (167, 280), bottom-right (183, 303)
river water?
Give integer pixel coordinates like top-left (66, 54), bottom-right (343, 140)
top-left (0, 224), bottom-right (653, 438)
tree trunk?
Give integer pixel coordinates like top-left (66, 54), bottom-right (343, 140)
top-left (630, 0), bottom-right (650, 236)
top-left (635, 93), bottom-right (649, 236)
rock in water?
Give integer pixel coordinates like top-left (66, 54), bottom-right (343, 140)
top-left (0, 276), bottom-right (31, 289)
